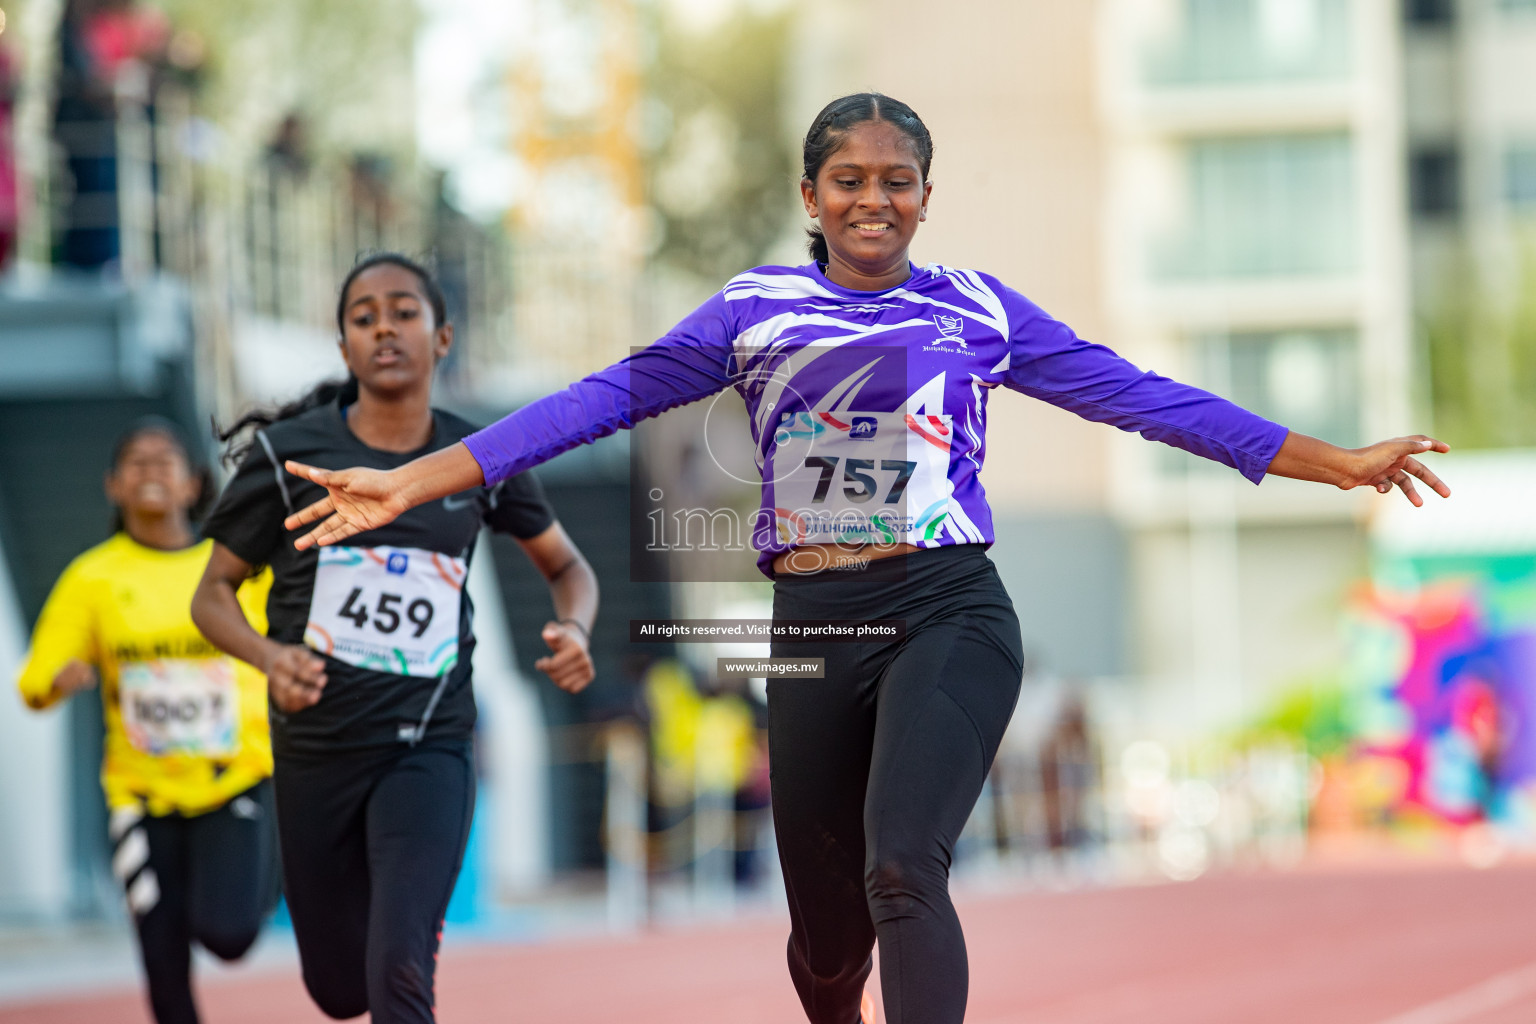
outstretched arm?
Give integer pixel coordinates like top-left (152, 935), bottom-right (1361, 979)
top-left (1266, 432), bottom-right (1451, 506)
top-left (284, 442), bottom-right (482, 550)
top-left (998, 286), bottom-right (1451, 504)
top-left (284, 292), bottom-right (737, 550)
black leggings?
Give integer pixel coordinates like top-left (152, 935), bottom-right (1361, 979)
top-left (111, 781), bottom-right (277, 1024)
top-left (272, 738), bottom-right (474, 1023)
top-left (769, 546), bottom-right (1024, 1024)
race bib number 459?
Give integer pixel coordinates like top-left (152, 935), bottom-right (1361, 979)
top-left (304, 546), bottom-right (466, 677)
top-left (771, 411), bottom-right (954, 546)
top-left (120, 659), bottom-right (239, 757)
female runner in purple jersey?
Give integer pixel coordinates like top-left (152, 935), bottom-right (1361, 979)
top-left (275, 95), bottom-right (1450, 1024)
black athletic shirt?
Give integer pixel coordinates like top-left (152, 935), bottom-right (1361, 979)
top-left (202, 398), bottom-right (554, 756)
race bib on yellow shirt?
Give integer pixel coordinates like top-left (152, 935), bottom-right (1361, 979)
top-left (771, 411), bottom-right (954, 546)
top-left (119, 659), bottom-right (239, 757)
top-left (304, 546), bottom-right (465, 677)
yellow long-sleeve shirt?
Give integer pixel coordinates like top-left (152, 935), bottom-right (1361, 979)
top-left (16, 534), bottom-right (273, 816)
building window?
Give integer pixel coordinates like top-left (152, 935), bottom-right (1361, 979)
top-left (1405, 0), bottom-right (1455, 26)
top-left (1507, 146), bottom-right (1536, 208)
top-left (1158, 133), bottom-right (1357, 280)
top-left (1162, 329), bottom-right (1360, 476)
top-left (1410, 147), bottom-right (1460, 217)
top-left (1497, 0), bottom-right (1536, 14)
top-left (1144, 0), bottom-right (1352, 86)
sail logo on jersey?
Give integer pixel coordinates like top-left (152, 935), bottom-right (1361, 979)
top-left (926, 313), bottom-right (968, 352)
top-left (849, 416), bottom-right (878, 439)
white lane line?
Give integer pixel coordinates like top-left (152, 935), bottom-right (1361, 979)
top-left (1373, 962), bottom-right (1536, 1024)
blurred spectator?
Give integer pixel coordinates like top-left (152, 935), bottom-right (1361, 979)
top-left (640, 659), bottom-right (767, 885)
top-left (718, 676), bottom-right (770, 886)
top-left (348, 151), bottom-right (394, 243)
top-left (1040, 691), bottom-right (1099, 854)
top-left (1456, 669), bottom-right (1507, 821)
top-left (53, 0), bottom-right (170, 271)
top-left (161, 28), bottom-right (207, 90)
top-left (1, 43), bottom-right (18, 270)
top-left (79, 0), bottom-right (169, 81)
top-left (263, 112), bottom-right (310, 182)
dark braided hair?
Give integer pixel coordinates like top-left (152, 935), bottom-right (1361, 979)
top-left (801, 93), bottom-right (934, 266)
top-left (215, 252), bottom-right (449, 466)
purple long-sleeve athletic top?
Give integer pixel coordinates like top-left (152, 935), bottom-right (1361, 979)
top-left (465, 262), bottom-right (1289, 575)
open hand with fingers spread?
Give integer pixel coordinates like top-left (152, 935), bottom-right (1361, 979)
top-left (1267, 432), bottom-right (1452, 506)
top-left (1347, 436), bottom-right (1453, 506)
top-left (283, 462), bottom-right (410, 550)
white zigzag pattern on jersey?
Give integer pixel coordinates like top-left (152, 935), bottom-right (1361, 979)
top-left (963, 375), bottom-right (988, 479)
top-left (735, 312), bottom-right (926, 366)
top-left (907, 367), bottom-right (985, 545)
top-left (720, 265), bottom-right (1014, 537)
top-left (822, 358), bottom-right (883, 413)
top-left (952, 376), bottom-right (992, 541)
top-left (910, 370), bottom-right (947, 416)
top-left (885, 265), bottom-right (1011, 339)
top-left (726, 265), bottom-right (1010, 344)
top-left (748, 359), bottom-right (885, 473)
top-left (724, 270), bottom-right (837, 302)
top-left (794, 302), bottom-right (903, 314)
top-left (735, 314), bottom-right (940, 439)
top-left (946, 500), bottom-right (986, 544)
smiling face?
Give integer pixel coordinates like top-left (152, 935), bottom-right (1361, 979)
top-left (801, 119), bottom-right (932, 290)
top-left (105, 431), bottom-right (200, 519)
top-left (338, 262), bottom-right (453, 398)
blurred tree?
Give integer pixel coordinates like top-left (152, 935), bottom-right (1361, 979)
top-left (1422, 233), bottom-right (1536, 448)
top-left (642, 3), bottom-right (795, 281)
top-left (150, 0), bottom-right (419, 164)
top-left (1233, 673), bottom-right (1353, 758)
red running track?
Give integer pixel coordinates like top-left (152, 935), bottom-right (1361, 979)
top-left (6, 860), bottom-right (1536, 1024)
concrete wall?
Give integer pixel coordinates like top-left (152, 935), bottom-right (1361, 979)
top-left (0, 505), bottom-right (71, 921)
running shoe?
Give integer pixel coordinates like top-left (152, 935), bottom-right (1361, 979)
top-left (860, 988), bottom-right (877, 1024)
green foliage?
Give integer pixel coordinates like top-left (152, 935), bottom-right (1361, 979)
top-left (152, 0), bottom-right (420, 161)
top-left (1421, 229), bottom-right (1536, 448)
top-left (1233, 674), bottom-right (1355, 757)
top-left (643, 7), bottom-right (796, 280)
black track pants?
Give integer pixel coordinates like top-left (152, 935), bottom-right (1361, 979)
top-left (272, 739), bottom-right (474, 1023)
top-left (112, 781), bottom-right (277, 1024)
top-left (769, 546), bottom-right (1025, 1024)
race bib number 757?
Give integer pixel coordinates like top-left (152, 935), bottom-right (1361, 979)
top-left (304, 546), bottom-right (466, 677)
top-left (771, 411), bottom-right (954, 546)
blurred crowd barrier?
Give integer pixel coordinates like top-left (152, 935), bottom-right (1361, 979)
top-left (559, 665), bottom-right (1317, 930)
top-left (970, 706), bottom-right (1312, 886)
top-left (8, 62), bottom-right (640, 415)
top-left (84, 78), bottom-right (504, 413)
top-left (544, 658), bottom-right (774, 928)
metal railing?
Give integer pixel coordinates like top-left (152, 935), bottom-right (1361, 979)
top-left (12, 69), bottom-right (623, 416)
top-left (583, 709), bottom-right (1315, 933)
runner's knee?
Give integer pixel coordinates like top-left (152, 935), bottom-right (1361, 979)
top-left (302, 968), bottom-right (368, 1020)
top-left (366, 936), bottom-right (435, 1016)
top-left (865, 838), bottom-right (947, 921)
top-left (196, 920), bottom-right (259, 962)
